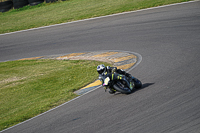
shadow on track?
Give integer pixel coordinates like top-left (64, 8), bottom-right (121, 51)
top-left (133, 82), bottom-right (155, 93)
top-left (113, 83), bottom-right (155, 95)
top-left (137, 83), bottom-right (155, 91)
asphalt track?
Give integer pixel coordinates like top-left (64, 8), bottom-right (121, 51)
top-left (1, 1), bottom-right (200, 133)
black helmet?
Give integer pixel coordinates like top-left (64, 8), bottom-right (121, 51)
top-left (97, 64), bottom-right (106, 74)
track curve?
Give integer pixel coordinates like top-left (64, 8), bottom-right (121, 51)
top-left (1, 1), bottom-right (200, 133)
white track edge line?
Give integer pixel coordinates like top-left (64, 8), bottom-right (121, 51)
top-left (0, 0), bottom-right (198, 36)
top-left (0, 0), bottom-right (196, 127)
top-left (0, 0), bottom-right (196, 131)
top-left (0, 86), bottom-right (102, 133)
top-left (0, 50), bottom-right (142, 132)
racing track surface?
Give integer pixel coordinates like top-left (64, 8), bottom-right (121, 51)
top-left (1, 1), bottom-right (200, 133)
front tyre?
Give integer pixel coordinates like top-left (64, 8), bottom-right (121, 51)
top-left (134, 79), bottom-right (142, 89)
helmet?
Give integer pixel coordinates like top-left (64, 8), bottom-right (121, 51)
top-left (97, 64), bottom-right (106, 74)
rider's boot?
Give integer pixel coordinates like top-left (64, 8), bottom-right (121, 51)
top-left (109, 88), bottom-right (116, 94)
top-left (130, 81), bottom-right (134, 87)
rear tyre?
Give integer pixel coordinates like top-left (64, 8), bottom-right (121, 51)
top-left (0, 1), bottom-right (13, 12)
top-left (28, 0), bottom-right (44, 6)
top-left (46, 0), bottom-right (56, 3)
top-left (113, 81), bottom-right (131, 94)
top-left (13, 0), bottom-right (29, 9)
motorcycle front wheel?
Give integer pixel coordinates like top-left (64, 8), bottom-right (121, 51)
top-left (134, 78), bottom-right (142, 89)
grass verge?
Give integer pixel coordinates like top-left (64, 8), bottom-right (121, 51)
top-left (0, 59), bottom-right (110, 131)
top-left (0, 0), bottom-right (191, 34)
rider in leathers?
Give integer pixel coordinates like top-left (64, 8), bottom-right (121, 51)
top-left (97, 64), bottom-right (135, 94)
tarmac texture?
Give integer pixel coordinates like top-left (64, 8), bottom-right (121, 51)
top-left (20, 50), bottom-right (140, 95)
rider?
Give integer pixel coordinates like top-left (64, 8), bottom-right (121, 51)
top-left (97, 64), bottom-right (135, 94)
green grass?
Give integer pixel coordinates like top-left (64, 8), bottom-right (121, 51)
top-left (0, 0), bottom-right (191, 34)
top-left (0, 0), bottom-right (192, 130)
top-left (0, 59), bottom-right (111, 131)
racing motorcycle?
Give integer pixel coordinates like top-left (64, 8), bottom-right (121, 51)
top-left (102, 73), bottom-right (142, 94)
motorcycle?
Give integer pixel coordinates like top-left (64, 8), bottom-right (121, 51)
top-left (102, 73), bottom-right (142, 94)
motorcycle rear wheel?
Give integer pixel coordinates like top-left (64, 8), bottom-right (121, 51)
top-left (113, 82), bottom-right (132, 94)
